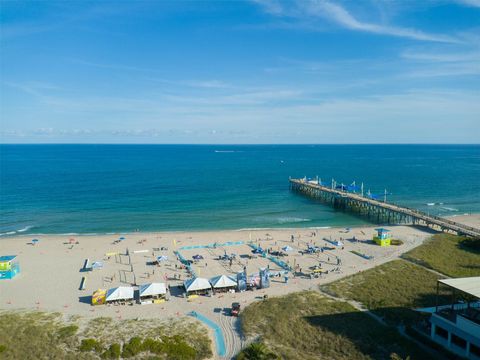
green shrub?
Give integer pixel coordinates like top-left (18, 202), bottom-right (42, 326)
top-left (161, 335), bottom-right (196, 360)
top-left (57, 324), bottom-right (78, 339)
top-left (0, 344), bottom-right (7, 353)
top-left (142, 337), bottom-right (164, 354)
top-left (460, 237), bottom-right (480, 253)
top-left (102, 343), bottom-right (121, 359)
top-left (122, 336), bottom-right (143, 358)
top-left (79, 338), bottom-right (103, 353)
top-left (237, 342), bottom-right (278, 359)
top-left (140, 335), bottom-right (196, 359)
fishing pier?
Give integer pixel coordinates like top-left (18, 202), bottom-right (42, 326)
top-left (289, 177), bottom-right (480, 237)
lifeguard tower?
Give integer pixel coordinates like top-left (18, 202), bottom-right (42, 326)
top-left (373, 228), bottom-right (391, 246)
top-left (0, 255), bottom-right (20, 279)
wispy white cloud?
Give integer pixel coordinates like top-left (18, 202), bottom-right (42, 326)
top-left (401, 50), bottom-right (480, 62)
top-left (0, 2), bottom-right (143, 40)
top-left (309, 1), bottom-right (458, 43)
top-left (69, 59), bottom-right (164, 74)
top-left (251, 0), bottom-right (284, 16)
top-left (183, 80), bottom-right (230, 89)
top-left (163, 89), bottom-right (302, 106)
top-left (70, 59), bottom-right (232, 89)
top-left (254, 0), bottom-right (460, 43)
top-left (3, 82), bottom-right (479, 143)
top-left (3, 81), bottom-right (60, 97)
top-left (454, 0), bottom-right (480, 8)
top-left (401, 48), bottom-right (480, 77)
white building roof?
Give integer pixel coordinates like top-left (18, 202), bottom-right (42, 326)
top-left (439, 277), bottom-right (480, 298)
top-left (184, 277), bottom-right (211, 292)
top-left (139, 283), bottom-right (166, 297)
top-left (106, 286), bottom-right (134, 301)
top-left (209, 275), bottom-right (237, 288)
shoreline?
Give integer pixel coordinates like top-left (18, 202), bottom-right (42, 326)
top-left (1, 213), bottom-right (478, 238)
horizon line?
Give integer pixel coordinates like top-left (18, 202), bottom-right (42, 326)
top-left (0, 143), bottom-right (479, 146)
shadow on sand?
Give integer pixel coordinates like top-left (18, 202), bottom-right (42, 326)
top-left (78, 295), bottom-right (92, 305)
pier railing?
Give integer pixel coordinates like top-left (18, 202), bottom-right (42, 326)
top-left (289, 178), bottom-right (480, 238)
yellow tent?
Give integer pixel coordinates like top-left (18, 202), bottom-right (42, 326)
top-left (92, 289), bottom-right (106, 305)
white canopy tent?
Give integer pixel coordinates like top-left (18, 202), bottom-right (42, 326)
top-left (209, 275), bottom-right (237, 289)
top-left (184, 277), bottom-right (211, 293)
top-left (139, 283), bottom-right (167, 298)
top-left (106, 286), bottom-right (134, 302)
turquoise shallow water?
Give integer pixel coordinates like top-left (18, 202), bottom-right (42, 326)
top-left (0, 144), bottom-right (479, 236)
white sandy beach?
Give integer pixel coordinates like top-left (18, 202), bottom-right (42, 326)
top-left (0, 223), bottom-right (442, 318)
top-left (1, 215), bottom-right (479, 358)
top-left (448, 214), bottom-right (480, 228)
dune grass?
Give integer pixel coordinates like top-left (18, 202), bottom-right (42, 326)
top-left (0, 311), bottom-right (212, 360)
top-left (402, 233), bottom-right (480, 277)
top-left (321, 259), bottom-right (449, 326)
top-left (0, 312), bottom-right (85, 360)
top-left (240, 291), bottom-right (434, 360)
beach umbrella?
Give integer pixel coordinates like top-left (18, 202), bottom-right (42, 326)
top-left (157, 255), bottom-right (168, 262)
top-left (192, 254), bottom-right (204, 260)
top-left (119, 237), bottom-right (125, 241)
top-left (252, 247), bottom-right (264, 254)
top-left (32, 239), bottom-right (39, 245)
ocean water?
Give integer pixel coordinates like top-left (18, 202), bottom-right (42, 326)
top-left (0, 144), bottom-right (479, 236)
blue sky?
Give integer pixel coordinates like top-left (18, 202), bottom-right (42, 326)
top-left (1, 0), bottom-right (479, 144)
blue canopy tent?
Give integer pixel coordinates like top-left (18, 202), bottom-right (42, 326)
top-left (347, 185), bottom-right (360, 192)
